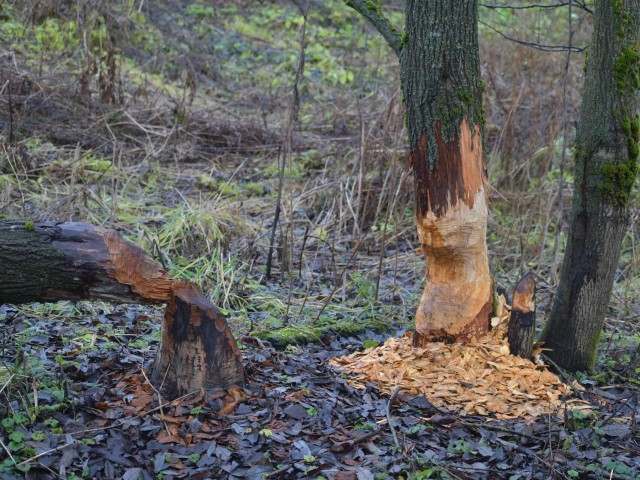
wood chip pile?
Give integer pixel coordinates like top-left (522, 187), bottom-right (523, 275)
top-left (330, 327), bottom-right (584, 420)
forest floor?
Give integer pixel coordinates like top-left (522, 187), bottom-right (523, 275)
top-left (0, 0), bottom-right (639, 479)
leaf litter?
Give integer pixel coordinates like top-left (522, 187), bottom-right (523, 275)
top-left (1, 307), bottom-right (639, 479)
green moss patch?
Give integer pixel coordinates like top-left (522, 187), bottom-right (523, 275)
top-left (253, 318), bottom-right (390, 349)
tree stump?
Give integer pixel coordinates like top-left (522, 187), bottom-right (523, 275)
top-left (152, 283), bottom-right (244, 399)
top-left (0, 220), bottom-right (244, 398)
top-left (507, 271), bottom-right (536, 359)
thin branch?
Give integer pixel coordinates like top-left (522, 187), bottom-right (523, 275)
top-left (344, 0), bottom-right (403, 56)
top-left (386, 386), bottom-right (402, 450)
top-left (480, 20), bottom-right (585, 52)
top-left (480, 1), bottom-right (592, 13)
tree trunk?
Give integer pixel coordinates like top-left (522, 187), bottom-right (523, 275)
top-left (540, 0), bottom-right (640, 371)
top-left (402, 0), bottom-right (492, 345)
top-left (507, 272), bottom-right (536, 359)
top-left (0, 220), bottom-right (244, 397)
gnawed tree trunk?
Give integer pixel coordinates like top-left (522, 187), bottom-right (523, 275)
top-left (540, 0), bottom-right (640, 372)
top-left (507, 272), bottom-right (536, 359)
top-left (345, 0), bottom-right (492, 345)
top-left (0, 220), bottom-right (244, 398)
top-left (403, 0), bottom-right (492, 345)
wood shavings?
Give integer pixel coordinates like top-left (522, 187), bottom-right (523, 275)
top-left (330, 328), bottom-right (584, 420)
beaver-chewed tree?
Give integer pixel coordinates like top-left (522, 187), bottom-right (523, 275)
top-left (541, 0), bottom-right (640, 372)
top-left (0, 220), bottom-right (244, 399)
top-left (345, 0), bottom-right (492, 344)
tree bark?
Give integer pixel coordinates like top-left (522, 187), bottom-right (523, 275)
top-left (0, 220), bottom-right (244, 397)
top-left (402, 0), bottom-right (492, 345)
top-left (540, 0), bottom-right (640, 371)
top-left (507, 272), bottom-right (536, 359)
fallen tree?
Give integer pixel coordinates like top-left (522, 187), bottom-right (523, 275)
top-left (0, 220), bottom-right (244, 399)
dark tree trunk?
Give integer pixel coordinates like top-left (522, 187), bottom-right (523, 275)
top-left (540, 0), bottom-right (640, 371)
top-left (402, 0), bottom-right (492, 345)
top-left (0, 220), bottom-right (244, 397)
top-left (507, 272), bottom-right (536, 359)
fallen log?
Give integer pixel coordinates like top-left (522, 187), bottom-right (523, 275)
top-left (0, 220), bottom-right (244, 399)
top-left (507, 271), bottom-right (536, 359)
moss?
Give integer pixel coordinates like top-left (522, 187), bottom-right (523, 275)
top-left (253, 318), bottom-right (389, 349)
top-left (600, 157), bottom-right (639, 207)
top-left (457, 92), bottom-right (473, 105)
top-left (631, 115), bottom-right (640, 142)
top-left (612, 0), bottom-right (623, 15)
top-left (254, 326), bottom-right (323, 349)
top-left (24, 220), bottom-right (35, 231)
top-left (613, 45), bottom-right (640, 91)
top-left (0, 214), bottom-right (6, 219)
top-left (364, 0), bottom-right (382, 15)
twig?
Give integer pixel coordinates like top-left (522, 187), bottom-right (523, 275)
top-left (264, 463), bottom-right (293, 478)
top-left (140, 364), bottom-right (171, 436)
top-left (460, 420), bottom-right (543, 443)
top-left (312, 239), bottom-right (363, 323)
top-left (0, 436), bottom-right (17, 466)
top-left (330, 427), bottom-right (381, 452)
top-left (550, 0), bottom-right (574, 283)
top-left (386, 386), bottom-right (401, 450)
top-left (67, 389), bottom-right (201, 439)
top-left (0, 373), bottom-right (15, 396)
top-left (16, 439), bottom-right (75, 467)
top-left (480, 1), bottom-right (592, 13)
top-left (479, 20), bottom-right (584, 52)
top-left (265, 150), bottom-right (283, 280)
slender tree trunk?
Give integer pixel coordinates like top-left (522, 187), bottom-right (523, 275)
top-left (403, 0), bottom-right (492, 345)
top-left (0, 220), bottom-right (244, 398)
top-left (541, 0), bottom-right (640, 371)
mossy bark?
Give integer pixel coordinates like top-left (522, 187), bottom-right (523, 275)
top-left (541, 0), bottom-right (640, 372)
top-left (402, 0), bottom-right (492, 344)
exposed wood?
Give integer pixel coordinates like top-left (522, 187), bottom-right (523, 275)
top-left (412, 119), bottom-right (492, 346)
top-left (0, 220), bottom-right (244, 398)
top-left (507, 272), bottom-right (536, 359)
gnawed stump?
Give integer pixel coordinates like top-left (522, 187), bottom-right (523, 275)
top-left (151, 283), bottom-right (244, 399)
top-left (507, 271), bottom-right (536, 359)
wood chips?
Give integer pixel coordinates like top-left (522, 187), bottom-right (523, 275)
top-left (330, 327), bottom-right (582, 420)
